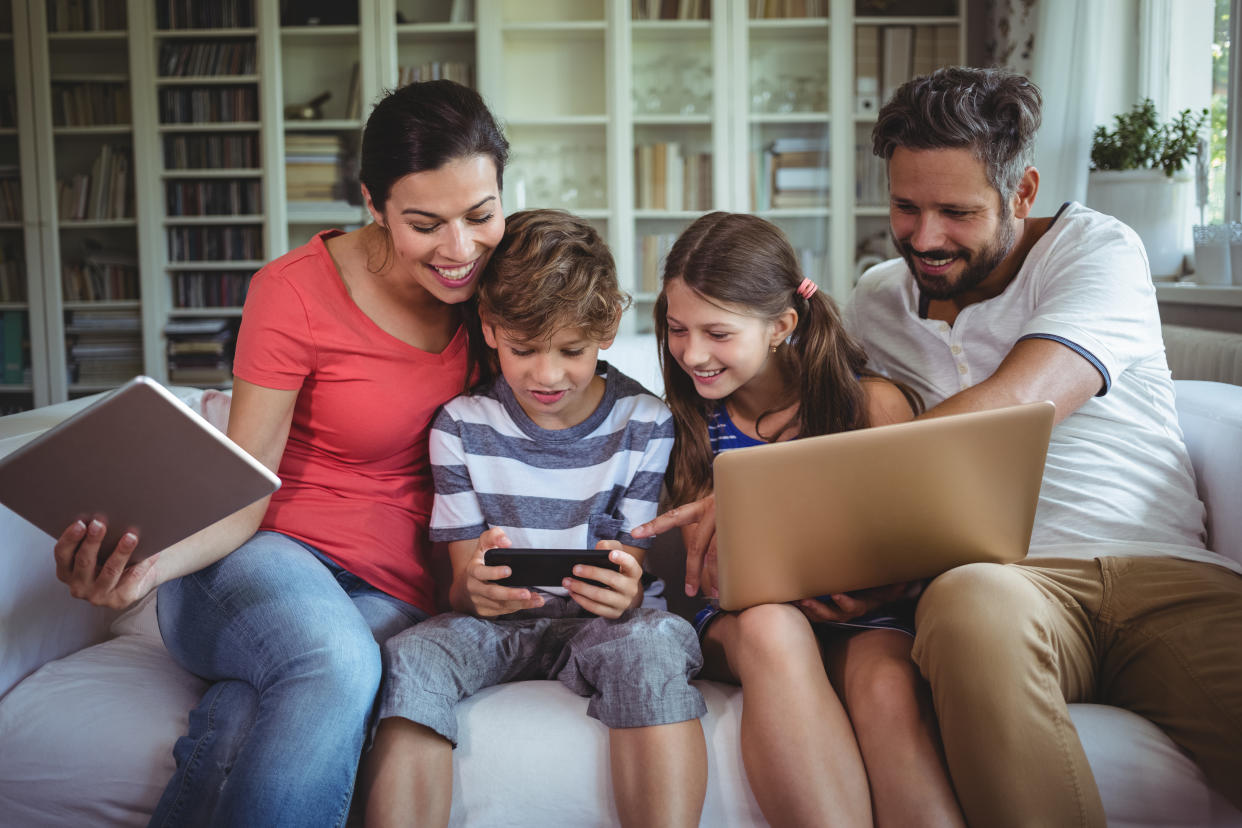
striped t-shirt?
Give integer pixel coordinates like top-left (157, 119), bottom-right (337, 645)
top-left (429, 361), bottom-right (674, 551)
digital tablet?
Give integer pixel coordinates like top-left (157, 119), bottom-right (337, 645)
top-left (483, 548), bottom-right (620, 589)
top-left (0, 376), bottom-right (281, 562)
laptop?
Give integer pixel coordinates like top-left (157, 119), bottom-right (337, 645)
top-left (0, 376), bottom-right (280, 562)
top-left (712, 401), bottom-right (1055, 611)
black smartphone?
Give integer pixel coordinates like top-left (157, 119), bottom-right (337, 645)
top-left (483, 548), bottom-right (621, 589)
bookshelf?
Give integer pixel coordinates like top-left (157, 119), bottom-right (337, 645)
top-left (6, 0), bottom-right (965, 400)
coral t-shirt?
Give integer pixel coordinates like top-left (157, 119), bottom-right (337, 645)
top-left (233, 230), bottom-right (470, 612)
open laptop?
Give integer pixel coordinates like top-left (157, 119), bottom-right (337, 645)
top-left (0, 376), bottom-right (280, 562)
top-left (712, 401), bottom-right (1055, 611)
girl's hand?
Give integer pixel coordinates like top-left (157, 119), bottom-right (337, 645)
top-left (795, 582), bottom-right (912, 623)
top-left (461, 528), bottom-right (545, 617)
top-left (54, 519), bottom-right (160, 610)
top-left (632, 495), bottom-right (718, 598)
top-left (563, 542), bottom-right (642, 619)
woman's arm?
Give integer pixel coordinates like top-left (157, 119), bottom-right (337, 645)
top-left (53, 378), bottom-right (298, 609)
top-left (861, 377), bottom-right (916, 427)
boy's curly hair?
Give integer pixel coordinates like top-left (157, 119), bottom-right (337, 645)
top-left (478, 209), bottom-right (630, 343)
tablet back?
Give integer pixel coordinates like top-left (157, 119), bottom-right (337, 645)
top-left (0, 376), bottom-right (280, 561)
top-left (712, 401), bottom-right (1054, 611)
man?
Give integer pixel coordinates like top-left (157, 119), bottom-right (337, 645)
top-left (844, 66), bottom-right (1242, 826)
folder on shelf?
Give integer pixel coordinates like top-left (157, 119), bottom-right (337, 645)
top-left (881, 26), bottom-right (914, 105)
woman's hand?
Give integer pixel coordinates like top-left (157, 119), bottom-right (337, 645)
top-left (632, 495), bottom-right (717, 598)
top-left (563, 542), bottom-right (642, 619)
top-left (53, 519), bottom-right (160, 610)
top-left (794, 582), bottom-right (912, 623)
top-left (456, 528), bottom-right (545, 617)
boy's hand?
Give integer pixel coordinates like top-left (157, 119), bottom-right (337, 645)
top-left (458, 528), bottom-right (545, 617)
top-left (563, 541), bottom-right (642, 619)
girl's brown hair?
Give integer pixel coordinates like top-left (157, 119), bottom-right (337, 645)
top-left (655, 211), bottom-right (921, 506)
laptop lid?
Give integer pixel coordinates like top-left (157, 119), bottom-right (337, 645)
top-left (712, 401), bottom-right (1054, 611)
top-left (0, 376), bottom-right (280, 562)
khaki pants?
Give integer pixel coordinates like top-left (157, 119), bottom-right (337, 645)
top-left (912, 556), bottom-right (1242, 828)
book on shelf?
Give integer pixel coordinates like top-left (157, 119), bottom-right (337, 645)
top-left (173, 270), bottom-right (252, 309)
top-left (0, 241), bottom-right (26, 303)
top-left (1, 309), bottom-right (25, 384)
top-left (634, 143), bottom-right (712, 211)
top-left (56, 145), bottom-right (132, 221)
top-left (344, 63), bottom-right (361, 121)
top-left (636, 233), bottom-right (678, 293)
top-left (855, 25), bottom-right (880, 114)
top-left (62, 245), bottom-right (140, 302)
top-left (0, 170), bottom-right (20, 222)
top-left (47, 0), bottom-right (127, 32)
top-left (880, 26), bottom-right (914, 105)
top-left (397, 61), bottom-right (474, 89)
top-left (773, 166), bottom-right (830, 192)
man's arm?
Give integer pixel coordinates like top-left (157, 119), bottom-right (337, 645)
top-left (921, 337), bottom-right (1102, 425)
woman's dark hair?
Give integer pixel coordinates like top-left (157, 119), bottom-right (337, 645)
top-left (655, 212), bottom-right (922, 506)
top-left (359, 79), bottom-right (509, 212)
top-left (359, 80), bottom-right (509, 392)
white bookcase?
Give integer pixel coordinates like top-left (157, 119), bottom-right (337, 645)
top-left (8, 0), bottom-right (964, 402)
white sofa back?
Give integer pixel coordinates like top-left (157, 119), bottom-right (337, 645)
top-left (3, 375), bottom-right (1241, 701)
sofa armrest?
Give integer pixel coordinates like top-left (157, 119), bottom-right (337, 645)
top-left (1174, 380), bottom-right (1242, 566)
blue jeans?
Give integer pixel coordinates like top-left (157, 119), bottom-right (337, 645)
top-left (150, 531), bottom-right (427, 828)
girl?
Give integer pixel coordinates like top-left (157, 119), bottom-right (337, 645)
top-left (637, 211), bottom-right (964, 827)
top-left (49, 80), bottom-right (507, 827)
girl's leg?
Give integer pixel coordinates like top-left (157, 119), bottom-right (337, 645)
top-left (823, 629), bottom-right (964, 828)
top-left (702, 603), bottom-right (871, 828)
top-left (609, 719), bottom-right (707, 828)
top-left (361, 719), bottom-right (453, 828)
top-left (151, 532), bottom-right (389, 828)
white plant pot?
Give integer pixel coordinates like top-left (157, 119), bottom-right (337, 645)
top-left (1085, 169), bottom-right (1194, 280)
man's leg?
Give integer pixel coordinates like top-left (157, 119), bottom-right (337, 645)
top-left (1095, 556), bottom-right (1242, 810)
top-left (912, 559), bottom-right (1106, 828)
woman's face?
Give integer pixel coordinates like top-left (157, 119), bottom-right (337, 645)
top-left (366, 154), bottom-right (505, 304)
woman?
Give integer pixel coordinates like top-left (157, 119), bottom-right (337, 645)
top-left (50, 80), bottom-right (507, 828)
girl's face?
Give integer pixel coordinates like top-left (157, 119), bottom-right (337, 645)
top-left (364, 154), bottom-right (505, 304)
top-left (663, 277), bottom-right (789, 401)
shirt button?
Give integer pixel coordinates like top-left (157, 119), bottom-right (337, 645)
top-left (958, 364), bottom-right (968, 374)
top-left (951, 345), bottom-right (962, 355)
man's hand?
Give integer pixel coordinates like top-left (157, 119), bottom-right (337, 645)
top-left (794, 582), bottom-right (911, 623)
top-left (632, 495), bottom-right (717, 597)
top-left (563, 541), bottom-right (642, 619)
top-left (457, 528), bottom-right (545, 617)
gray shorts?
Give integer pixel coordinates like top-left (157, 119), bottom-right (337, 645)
top-left (378, 596), bottom-right (706, 745)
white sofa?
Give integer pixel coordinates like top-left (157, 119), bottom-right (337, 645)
top-left (0, 335), bottom-right (1240, 827)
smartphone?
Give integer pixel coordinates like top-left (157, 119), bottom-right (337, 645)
top-left (483, 548), bottom-right (621, 589)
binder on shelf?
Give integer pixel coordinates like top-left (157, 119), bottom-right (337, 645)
top-left (855, 25), bottom-right (880, 114)
top-left (880, 26), bottom-right (914, 106)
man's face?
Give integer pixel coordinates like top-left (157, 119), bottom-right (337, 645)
top-left (887, 147), bottom-right (1018, 302)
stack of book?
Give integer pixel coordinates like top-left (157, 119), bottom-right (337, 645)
top-left (634, 143), bottom-right (713, 211)
top-left (0, 165), bottom-right (20, 221)
top-left (172, 270), bottom-right (251, 309)
top-left (164, 133), bottom-right (259, 169)
top-left (62, 245), bottom-right (139, 301)
top-left (158, 39), bottom-right (256, 77)
top-left (0, 309), bottom-right (27, 385)
top-left (636, 231), bottom-right (679, 293)
top-left (747, 0), bottom-right (827, 18)
top-left (165, 317), bottom-right (233, 385)
top-left (397, 61), bottom-right (473, 89)
top-left (51, 81), bottom-right (130, 127)
top-left (64, 308), bottom-right (142, 385)
top-left (762, 137), bottom-right (829, 210)
top-left (0, 241), bottom-right (25, 303)
top-left (166, 225), bottom-right (262, 262)
top-left (56, 145), bottom-right (131, 221)
top-left (632, 0), bottom-right (711, 20)
top-left (47, 0), bottom-right (127, 31)
top-left (285, 133), bottom-right (343, 203)
top-left (856, 24), bottom-right (960, 113)
top-left (165, 178), bottom-right (260, 216)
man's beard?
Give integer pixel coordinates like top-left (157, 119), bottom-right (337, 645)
top-left (893, 216), bottom-right (1017, 301)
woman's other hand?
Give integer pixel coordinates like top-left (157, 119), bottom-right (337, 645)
top-left (794, 582), bottom-right (912, 623)
top-left (53, 519), bottom-right (159, 610)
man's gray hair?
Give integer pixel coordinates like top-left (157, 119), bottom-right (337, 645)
top-left (872, 66), bottom-right (1042, 203)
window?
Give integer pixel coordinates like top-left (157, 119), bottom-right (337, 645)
top-left (1206, 0), bottom-right (1237, 224)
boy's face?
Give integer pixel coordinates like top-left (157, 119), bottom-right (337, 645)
top-left (482, 321), bottom-right (614, 430)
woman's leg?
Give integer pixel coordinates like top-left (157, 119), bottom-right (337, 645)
top-left (824, 629), bottom-right (964, 828)
top-left (701, 603), bottom-right (871, 828)
top-left (151, 532), bottom-right (389, 828)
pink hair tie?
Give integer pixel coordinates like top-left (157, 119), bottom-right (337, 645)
top-left (796, 278), bottom-right (818, 299)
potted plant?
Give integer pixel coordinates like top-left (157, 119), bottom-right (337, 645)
top-left (1086, 99), bottom-right (1207, 279)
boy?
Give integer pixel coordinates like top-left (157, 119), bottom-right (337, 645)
top-left (363, 210), bottom-right (708, 828)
